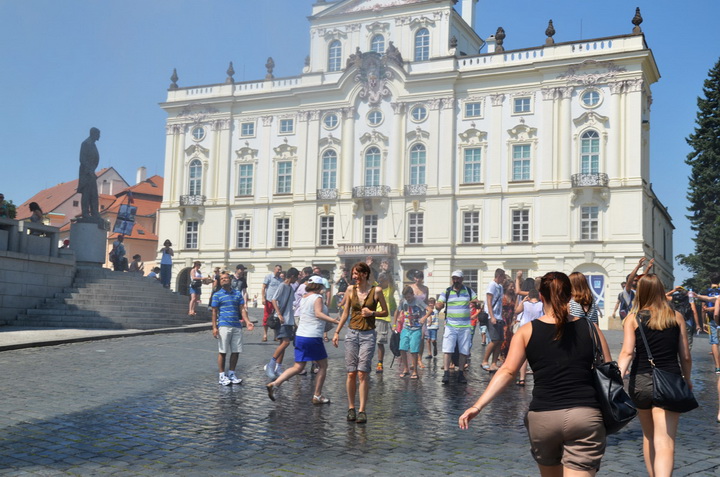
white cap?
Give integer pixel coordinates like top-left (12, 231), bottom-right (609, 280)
top-left (451, 270), bottom-right (463, 278)
top-left (308, 275), bottom-right (330, 289)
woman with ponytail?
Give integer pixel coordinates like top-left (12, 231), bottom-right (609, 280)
top-left (459, 271), bottom-right (612, 476)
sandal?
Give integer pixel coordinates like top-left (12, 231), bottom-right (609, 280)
top-left (312, 395), bottom-right (330, 405)
top-left (410, 374), bottom-right (419, 379)
top-left (262, 337), bottom-right (268, 342)
top-left (399, 372), bottom-right (409, 377)
top-left (516, 379), bottom-right (525, 387)
top-left (356, 411), bottom-right (367, 424)
top-left (347, 408), bottom-right (356, 421)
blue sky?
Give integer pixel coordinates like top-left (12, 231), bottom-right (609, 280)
top-left (1, 0), bottom-right (717, 283)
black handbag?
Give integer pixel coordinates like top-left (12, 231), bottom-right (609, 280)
top-left (635, 316), bottom-right (698, 413)
top-left (586, 319), bottom-right (638, 434)
top-left (267, 312), bottom-right (281, 330)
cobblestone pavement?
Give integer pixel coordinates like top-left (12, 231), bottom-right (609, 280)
top-left (2, 313), bottom-right (720, 476)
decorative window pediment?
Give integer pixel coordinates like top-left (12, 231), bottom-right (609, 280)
top-left (410, 16), bottom-right (435, 29)
top-left (458, 128), bottom-right (488, 145)
top-left (273, 140), bottom-right (298, 161)
top-left (573, 111), bottom-right (609, 128)
top-left (366, 21), bottom-right (390, 34)
top-left (319, 134), bottom-right (342, 149)
top-left (319, 28), bottom-right (347, 41)
top-left (359, 130), bottom-right (389, 146)
top-left (558, 60), bottom-right (627, 86)
top-left (235, 142), bottom-right (259, 163)
top-left (507, 124), bottom-right (538, 141)
top-left (406, 127), bottom-right (429, 142)
top-left (185, 143), bottom-right (209, 157)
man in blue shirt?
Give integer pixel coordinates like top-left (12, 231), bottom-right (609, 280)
top-left (212, 272), bottom-right (255, 386)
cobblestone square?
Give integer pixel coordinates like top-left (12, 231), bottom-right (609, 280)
top-left (2, 315), bottom-right (720, 475)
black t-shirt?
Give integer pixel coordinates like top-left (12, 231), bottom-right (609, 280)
top-left (526, 320), bottom-right (599, 412)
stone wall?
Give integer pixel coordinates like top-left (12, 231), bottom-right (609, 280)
top-left (0, 250), bottom-right (76, 325)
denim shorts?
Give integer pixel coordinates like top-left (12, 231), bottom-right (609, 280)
top-left (344, 328), bottom-right (377, 373)
top-left (710, 320), bottom-right (719, 346)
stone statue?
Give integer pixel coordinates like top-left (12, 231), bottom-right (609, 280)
top-left (78, 127), bottom-right (101, 220)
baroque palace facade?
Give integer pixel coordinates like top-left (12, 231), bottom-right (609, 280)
top-left (157, 0), bottom-right (673, 327)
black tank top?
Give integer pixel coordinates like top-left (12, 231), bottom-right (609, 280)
top-left (526, 319), bottom-right (599, 412)
top-left (632, 310), bottom-right (682, 375)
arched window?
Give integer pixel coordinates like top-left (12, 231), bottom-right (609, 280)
top-left (328, 40), bottom-right (342, 72)
top-left (364, 147), bottom-right (381, 186)
top-left (188, 159), bottom-right (202, 195)
top-left (321, 150), bottom-right (337, 189)
top-left (581, 130), bottom-right (600, 174)
top-left (409, 144), bottom-right (426, 185)
top-left (414, 28), bottom-right (430, 61)
top-left (370, 34), bottom-right (385, 54)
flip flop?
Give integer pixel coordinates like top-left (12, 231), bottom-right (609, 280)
top-left (516, 379), bottom-right (525, 386)
top-left (482, 364), bottom-right (491, 371)
top-left (410, 374), bottom-right (419, 379)
top-left (399, 372), bottom-right (409, 377)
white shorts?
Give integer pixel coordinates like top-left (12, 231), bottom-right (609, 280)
top-left (442, 325), bottom-right (473, 356)
top-left (218, 326), bottom-right (243, 354)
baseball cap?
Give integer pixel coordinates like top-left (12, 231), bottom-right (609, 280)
top-left (451, 270), bottom-right (464, 278)
top-left (308, 275), bottom-right (329, 289)
top-left (236, 264), bottom-right (246, 270)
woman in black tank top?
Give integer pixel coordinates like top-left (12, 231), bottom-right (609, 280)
top-left (459, 272), bottom-right (612, 476)
top-left (618, 274), bottom-right (693, 477)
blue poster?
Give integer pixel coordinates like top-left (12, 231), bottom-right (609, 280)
top-left (588, 275), bottom-right (605, 309)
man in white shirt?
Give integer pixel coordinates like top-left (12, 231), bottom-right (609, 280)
top-left (482, 268), bottom-right (506, 372)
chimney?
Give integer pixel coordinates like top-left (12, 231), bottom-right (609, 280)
top-left (485, 35), bottom-right (496, 53)
top-left (136, 166), bottom-right (147, 184)
top-left (461, 0), bottom-right (478, 29)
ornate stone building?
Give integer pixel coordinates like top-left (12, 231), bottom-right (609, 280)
top-left (157, 0), bottom-right (673, 327)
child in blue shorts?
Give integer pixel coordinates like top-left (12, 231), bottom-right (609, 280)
top-left (425, 297), bottom-right (439, 359)
top-left (396, 286), bottom-right (428, 378)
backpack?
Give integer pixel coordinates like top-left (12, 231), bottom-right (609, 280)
top-left (388, 330), bottom-right (401, 368)
top-left (670, 290), bottom-right (694, 327)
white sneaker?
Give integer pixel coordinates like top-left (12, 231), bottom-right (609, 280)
top-left (218, 374), bottom-right (231, 386)
top-left (227, 372), bottom-right (242, 384)
top-left (273, 364), bottom-right (282, 378)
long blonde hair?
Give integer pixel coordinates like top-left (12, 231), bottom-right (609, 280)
top-left (631, 274), bottom-right (677, 330)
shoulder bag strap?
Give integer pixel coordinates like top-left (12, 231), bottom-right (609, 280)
top-left (585, 317), bottom-right (603, 365)
top-left (635, 314), bottom-right (655, 367)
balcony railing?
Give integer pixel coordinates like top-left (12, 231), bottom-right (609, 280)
top-left (316, 188), bottom-right (338, 200)
top-left (352, 185), bottom-right (391, 198)
top-left (571, 173), bottom-right (608, 188)
top-left (403, 184), bottom-right (427, 197)
top-left (180, 195), bottom-right (207, 206)
top-left (337, 242), bottom-right (397, 257)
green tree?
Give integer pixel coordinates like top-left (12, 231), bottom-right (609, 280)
top-left (679, 57), bottom-right (720, 289)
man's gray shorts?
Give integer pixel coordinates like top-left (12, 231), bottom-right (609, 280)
top-left (487, 320), bottom-right (505, 342)
top-left (376, 320), bottom-right (391, 344)
top-left (344, 328), bottom-right (377, 373)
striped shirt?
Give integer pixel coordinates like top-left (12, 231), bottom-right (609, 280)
top-left (438, 286), bottom-right (477, 327)
top-left (211, 287), bottom-right (245, 328)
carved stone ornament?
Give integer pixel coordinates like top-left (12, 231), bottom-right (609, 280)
top-left (165, 124), bottom-right (183, 135)
top-left (169, 68), bottom-right (179, 90)
top-left (366, 21), bottom-right (390, 34)
top-left (428, 99), bottom-right (442, 110)
top-left (346, 23), bottom-right (362, 32)
top-left (558, 60), bottom-right (627, 86)
top-left (406, 127), bottom-right (430, 142)
top-left (495, 27), bottom-right (506, 52)
top-left (545, 20), bottom-right (555, 45)
top-left (319, 27), bottom-right (348, 40)
top-left (265, 57), bottom-right (275, 80)
top-left (385, 41), bottom-right (403, 67)
top-left (507, 124), bottom-right (538, 141)
top-left (212, 119), bottom-right (231, 131)
top-left (225, 62), bottom-right (235, 84)
top-left (262, 116), bottom-right (274, 126)
top-left (391, 102), bottom-right (406, 114)
top-left (235, 145), bottom-right (259, 162)
top-left (572, 111), bottom-right (609, 128)
top-left (319, 134), bottom-right (342, 148)
top-left (298, 111), bottom-right (310, 122)
top-left (490, 94), bottom-right (505, 106)
top-left (632, 7), bottom-right (643, 34)
top-left (185, 143), bottom-right (209, 157)
top-left (359, 130), bottom-right (389, 145)
top-left (409, 16), bottom-right (435, 29)
top-left (177, 106), bottom-right (219, 120)
top-left (458, 128), bottom-right (488, 145)
top-left (350, 50), bottom-right (394, 106)
top-left (273, 142), bottom-right (298, 160)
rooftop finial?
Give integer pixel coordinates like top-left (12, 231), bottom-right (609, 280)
top-left (265, 57), bottom-right (275, 80)
top-left (632, 7), bottom-right (643, 34)
top-left (545, 20), bottom-right (555, 45)
top-left (225, 62), bottom-right (235, 84)
top-left (169, 68), bottom-right (178, 90)
top-left (495, 27), bottom-right (506, 52)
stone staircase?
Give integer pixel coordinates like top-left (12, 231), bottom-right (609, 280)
top-left (8, 267), bottom-right (211, 330)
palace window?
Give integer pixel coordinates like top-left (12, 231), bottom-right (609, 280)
top-left (512, 209), bottom-right (529, 242)
top-left (463, 211), bottom-right (480, 243)
top-left (276, 161), bottom-right (292, 194)
top-left (581, 206), bottom-right (599, 240)
top-left (236, 219), bottom-right (250, 249)
top-left (408, 212), bottom-right (424, 244)
top-left (188, 159), bottom-right (202, 195)
top-left (414, 28), bottom-right (430, 61)
top-left (463, 148), bottom-right (482, 183)
top-left (328, 40), bottom-right (342, 72)
top-left (409, 144), bottom-right (426, 185)
top-left (364, 147), bottom-right (381, 186)
top-left (320, 216), bottom-right (334, 246)
top-left (512, 144), bottom-right (531, 181)
top-left (276, 218), bottom-right (290, 248)
top-left (185, 221), bottom-right (198, 249)
top-left (370, 34), bottom-right (385, 54)
top-left (364, 215), bottom-right (378, 244)
top-left (321, 150), bottom-right (337, 189)
top-left (581, 130), bottom-right (600, 174)
top-left (237, 164), bottom-right (253, 196)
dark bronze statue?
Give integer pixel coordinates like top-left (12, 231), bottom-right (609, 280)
top-left (78, 127), bottom-right (100, 219)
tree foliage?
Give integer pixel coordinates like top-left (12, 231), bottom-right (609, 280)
top-left (679, 57), bottom-right (720, 289)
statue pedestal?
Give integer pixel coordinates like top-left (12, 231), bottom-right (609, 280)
top-left (69, 220), bottom-right (107, 267)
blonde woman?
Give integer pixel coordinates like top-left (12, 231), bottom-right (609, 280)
top-left (618, 274), bottom-right (692, 477)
